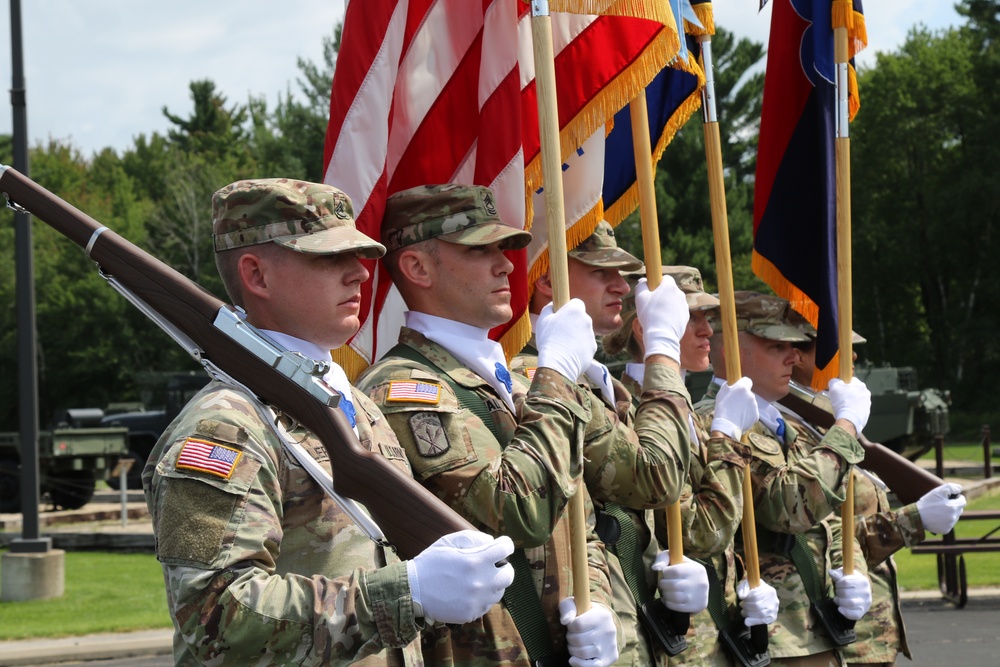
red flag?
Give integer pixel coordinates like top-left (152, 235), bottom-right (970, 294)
top-left (752, 0), bottom-right (866, 389)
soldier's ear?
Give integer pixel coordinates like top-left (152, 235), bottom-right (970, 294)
top-left (534, 272), bottom-right (554, 300)
top-left (239, 251), bottom-right (271, 299)
top-left (395, 247), bottom-right (434, 290)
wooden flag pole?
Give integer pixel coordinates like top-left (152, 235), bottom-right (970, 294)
top-left (628, 93), bottom-right (686, 566)
top-left (530, 0), bottom-right (590, 613)
top-left (833, 22), bottom-right (855, 577)
top-left (696, 33), bottom-right (762, 592)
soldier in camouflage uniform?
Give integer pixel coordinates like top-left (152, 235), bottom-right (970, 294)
top-left (602, 266), bottom-right (780, 667)
top-left (511, 227), bottom-right (710, 666)
top-left (356, 184), bottom-right (621, 667)
top-left (784, 328), bottom-right (966, 667)
top-left (143, 179), bottom-right (517, 666)
top-left (698, 291), bottom-right (874, 667)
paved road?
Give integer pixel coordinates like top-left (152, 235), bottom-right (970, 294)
top-left (902, 595), bottom-right (1000, 666)
top-left (10, 593), bottom-right (1000, 666)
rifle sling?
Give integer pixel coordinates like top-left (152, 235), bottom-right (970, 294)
top-left (753, 527), bottom-right (856, 647)
top-left (601, 502), bottom-right (653, 605)
top-left (386, 343), bottom-right (557, 662)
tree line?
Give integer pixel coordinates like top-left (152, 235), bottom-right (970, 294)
top-left (2, 1), bottom-right (998, 434)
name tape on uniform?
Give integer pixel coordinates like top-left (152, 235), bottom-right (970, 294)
top-left (387, 380), bottom-right (441, 404)
top-left (176, 437), bottom-right (242, 479)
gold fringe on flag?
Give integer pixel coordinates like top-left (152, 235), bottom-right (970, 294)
top-left (549, 0), bottom-right (673, 26)
top-left (332, 344), bottom-right (371, 383)
top-left (752, 249), bottom-right (840, 390)
top-left (847, 63), bottom-right (860, 121)
top-left (500, 310), bottom-right (533, 362)
top-left (524, 25), bottom-right (680, 229)
top-left (527, 201), bottom-right (605, 289)
top-left (849, 9), bottom-right (867, 59)
top-left (605, 57), bottom-right (706, 227)
top-left (831, 0), bottom-right (854, 31)
top-left (832, 0), bottom-right (867, 57)
top-left (685, 2), bottom-right (715, 37)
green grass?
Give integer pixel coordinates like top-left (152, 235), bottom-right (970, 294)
top-left (895, 487), bottom-right (1000, 591)
top-left (0, 551), bottom-right (171, 640)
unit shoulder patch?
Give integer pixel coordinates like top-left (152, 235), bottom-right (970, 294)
top-left (387, 379), bottom-right (442, 404)
top-left (175, 437), bottom-right (243, 479)
top-left (748, 432), bottom-right (782, 456)
top-left (409, 412), bottom-right (450, 457)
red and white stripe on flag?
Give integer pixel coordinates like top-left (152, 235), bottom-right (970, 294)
top-left (324, 0), bottom-right (525, 378)
top-left (323, 1), bottom-right (678, 377)
top-left (175, 438), bottom-right (242, 479)
top-left (518, 9), bottom-right (678, 295)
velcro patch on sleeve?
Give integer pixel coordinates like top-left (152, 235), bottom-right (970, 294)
top-left (525, 367), bottom-right (537, 381)
top-left (175, 438), bottom-right (242, 480)
top-left (386, 380), bottom-right (441, 404)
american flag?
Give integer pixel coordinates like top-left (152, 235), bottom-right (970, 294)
top-left (324, 1), bottom-right (677, 377)
top-left (324, 0), bottom-right (524, 378)
top-left (386, 380), bottom-right (442, 403)
top-left (175, 438), bottom-right (242, 479)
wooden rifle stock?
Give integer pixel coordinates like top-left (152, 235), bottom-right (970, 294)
top-left (778, 381), bottom-right (943, 505)
top-left (0, 165), bottom-right (472, 558)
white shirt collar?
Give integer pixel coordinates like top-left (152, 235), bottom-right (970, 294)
top-left (406, 311), bottom-right (516, 413)
top-left (625, 363), bottom-right (645, 387)
top-left (261, 329), bottom-right (358, 435)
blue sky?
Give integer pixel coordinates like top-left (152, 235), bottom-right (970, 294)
top-left (0, 0), bottom-right (967, 158)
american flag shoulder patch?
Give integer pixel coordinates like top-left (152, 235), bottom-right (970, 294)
top-left (175, 437), bottom-right (242, 480)
top-left (386, 380), bottom-right (441, 404)
top-left (526, 367), bottom-right (537, 381)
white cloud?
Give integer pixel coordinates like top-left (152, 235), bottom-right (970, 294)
top-left (0, 0), bottom-right (964, 157)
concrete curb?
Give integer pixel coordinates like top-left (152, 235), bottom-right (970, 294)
top-left (0, 629), bottom-right (174, 666)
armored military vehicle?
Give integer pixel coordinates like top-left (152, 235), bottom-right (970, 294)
top-left (0, 409), bottom-right (128, 513)
top-left (853, 362), bottom-right (950, 460)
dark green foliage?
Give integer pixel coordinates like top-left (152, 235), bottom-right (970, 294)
top-left (614, 27), bottom-right (768, 295)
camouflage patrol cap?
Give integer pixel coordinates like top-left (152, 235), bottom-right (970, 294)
top-left (706, 291), bottom-right (810, 342)
top-left (663, 265), bottom-right (719, 310)
top-left (621, 265), bottom-right (718, 311)
top-left (212, 178), bottom-right (386, 258)
top-left (381, 184), bottom-right (531, 251)
top-left (568, 221), bottom-right (643, 271)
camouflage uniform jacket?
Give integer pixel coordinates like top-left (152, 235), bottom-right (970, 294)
top-left (780, 410), bottom-right (920, 663)
top-left (511, 343), bottom-right (691, 667)
top-left (142, 381), bottom-right (423, 667)
top-left (356, 328), bottom-right (618, 666)
top-left (654, 385), bottom-right (748, 667)
top-left (511, 339), bottom-right (691, 510)
top-left (696, 381), bottom-right (866, 660)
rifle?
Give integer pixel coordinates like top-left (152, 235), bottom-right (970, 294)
top-left (0, 164), bottom-right (473, 559)
top-left (778, 380), bottom-right (943, 505)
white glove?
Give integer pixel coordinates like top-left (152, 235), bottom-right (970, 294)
top-left (634, 277), bottom-right (690, 362)
top-left (558, 598), bottom-right (619, 667)
top-left (711, 377), bottom-right (759, 440)
top-left (829, 567), bottom-right (872, 621)
top-left (536, 299), bottom-right (597, 381)
top-left (826, 377), bottom-right (872, 432)
top-left (407, 530), bottom-right (515, 624)
top-left (736, 579), bottom-right (779, 627)
top-left (916, 482), bottom-right (966, 534)
top-left (651, 550), bottom-right (709, 614)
